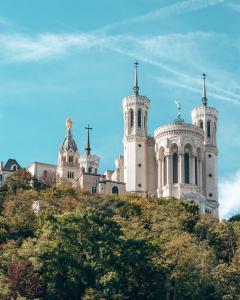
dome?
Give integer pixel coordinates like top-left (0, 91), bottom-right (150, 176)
top-left (61, 129), bottom-right (78, 152)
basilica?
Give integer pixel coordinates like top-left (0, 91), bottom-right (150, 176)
top-left (1, 63), bottom-right (219, 217)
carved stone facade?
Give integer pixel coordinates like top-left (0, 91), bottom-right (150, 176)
top-left (122, 65), bottom-right (218, 217)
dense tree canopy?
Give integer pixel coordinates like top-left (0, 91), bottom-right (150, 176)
top-left (0, 171), bottom-right (240, 299)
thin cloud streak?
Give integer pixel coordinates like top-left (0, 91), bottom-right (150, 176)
top-left (97, 0), bottom-right (224, 32)
top-left (156, 77), bottom-right (240, 105)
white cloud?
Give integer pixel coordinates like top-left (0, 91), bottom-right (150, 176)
top-left (219, 171), bottom-right (240, 219)
top-left (0, 31), bottom-right (239, 106)
top-left (227, 2), bottom-right (240, 12)
top-left (0, 33), bottom-right (103, 62)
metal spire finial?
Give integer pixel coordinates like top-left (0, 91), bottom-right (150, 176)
top-left (133, 61), bottom-right (139, 96)
top-left (202, 73), bottom-right (207, 107)
top-left (85, 124), bottom-right (92, 156)
top-left (174, 100), bottom-right (184, 124)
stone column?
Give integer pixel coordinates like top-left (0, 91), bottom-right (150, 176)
top-left (157, 158), bottom-right (162, 196)
top-left (199, 159), bottom-right (203, 188)
top-left (166, 154), bottom-right (171, 185)
top-left (179, 153), bottom-right (184, 184)
top-left (191, 155), bottom-right (196, 185)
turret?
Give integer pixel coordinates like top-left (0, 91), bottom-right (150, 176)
top-left (191, 74), bottom-right (218, 216)
top-left (79, 125), bottom-right (100, 175)
top-left (122, 62), bottom-right (150, 194)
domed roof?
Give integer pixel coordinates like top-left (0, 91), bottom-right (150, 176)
top-left (60, 118), bottom-right (78, 152)
top-left (61, 129), bottom-right (78, 152)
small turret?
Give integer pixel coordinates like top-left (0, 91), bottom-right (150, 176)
top-left (191, 74), bottom-right (218, 217)
top-left (79, 125), bottom-right (100, 175)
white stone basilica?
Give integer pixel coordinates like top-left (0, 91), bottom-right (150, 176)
top-left (20, 63), bottom-right (218, 216)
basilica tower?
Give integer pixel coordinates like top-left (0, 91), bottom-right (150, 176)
top-left (122, 63), bottom-right (150, 195)
top-left (56, 118), bottom-right (80, 187)
top-left (191, 74), bottom-right (218, 216)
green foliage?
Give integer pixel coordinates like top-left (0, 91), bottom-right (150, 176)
top-left (0, 185), bottom-right (239, 299)
top-left (5, 169), bottom-right (34, 194)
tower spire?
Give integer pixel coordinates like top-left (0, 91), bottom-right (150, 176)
top-left (133, 62), bottom-right (139, 96)
top-left (202, 73), bottom-right (207, 107)
top-left (85, 124), bottom-right (92, 156)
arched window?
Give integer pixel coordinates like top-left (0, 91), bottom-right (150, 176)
top-left (12, 165), bottom-right (17, 171)
top-left (199, 120), bottom-right (203, 129)
top-left (207, 121), bottom-right (211, 138)
top-left (130, 109), bottom-right (134, 128)
top-left (172, 153), bottom-right (178, 184)
top-left (43, 170), bottom-right (48, 177)
top-left (184, 153), bottom-right (190, 184)
top-left (195, 157), bottom-right (198, 186)
top-left (112, 186), bottom-right (119, 195)
top-left (164, 156), bottom-right (167, 186)
top-left (88, 167), bottom-right (92, 173)
top-left (138, 109), bottom-right (142, 128)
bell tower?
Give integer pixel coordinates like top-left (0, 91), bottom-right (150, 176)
top-left (56, 118), bottom-right (80, 187)
top-left (122, 63), bottom-right (150, 195)
top-left (191, 74), bottom-right (218, 216)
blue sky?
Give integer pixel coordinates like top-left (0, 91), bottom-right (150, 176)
top-left (0, 0), bottom-right (240, 218)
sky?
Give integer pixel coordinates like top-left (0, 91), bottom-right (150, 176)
top-left (0, 0), bottom-right (239, 219)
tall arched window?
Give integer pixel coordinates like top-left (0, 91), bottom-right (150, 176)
top-left (195, 157), bottom-right (198, 186)
top-left (138, 109), bottom-right (142, 128)
top-left (184, 153), bottom-right (190, 184)
top-left (112, 186), bottom-right (119, 195)
top-left (172, 153), bottom-right (178, 184)
top-left (199, 120), bottom-right (203, 129)
top-left (164, 156), bottom-right (167, 186)
top-left (130, 109), bottom-right (134, 128)
top-left (207, 121), bottom-right (211, 138)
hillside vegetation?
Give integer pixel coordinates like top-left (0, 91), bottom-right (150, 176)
top-left (0, 169), bottom-right (240, 299)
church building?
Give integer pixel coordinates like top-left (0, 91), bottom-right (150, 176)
top-left (26, 63), bottom-right (219, 217)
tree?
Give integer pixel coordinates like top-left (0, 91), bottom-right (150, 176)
top-left (20, 209), bottom-right (122, 299)
top-left (6, 169), bottom-right (33, 194)
top-left (161, 233), bottom-right (217, 300)
top-left (8, 260), bottom-right (46, 299)
top-left (195, 217), bottom-right (237, 262)
top-left (229, 214), bottom-right (240, 222)
top-left (1, 190), bottom-right (38, 241)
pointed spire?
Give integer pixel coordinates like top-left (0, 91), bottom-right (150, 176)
top-left (133, 61), bottom-right (139, 96)
top-left (202, 73), bottom-right (207, 107)
top-left (85, 124), bottom-right (92, 156)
